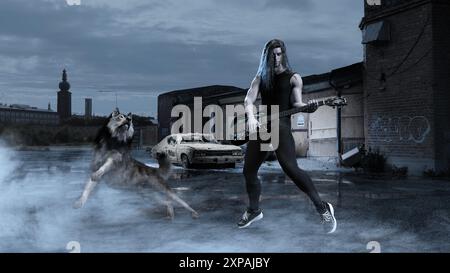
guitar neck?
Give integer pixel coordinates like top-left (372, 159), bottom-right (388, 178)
top-left (280, 100), bottom-right (326, 118)
top-left (262, 98), bottom-right (328, 122)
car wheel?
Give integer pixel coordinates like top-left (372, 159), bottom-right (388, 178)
top-left (181, 154), bottom-right (191, 169)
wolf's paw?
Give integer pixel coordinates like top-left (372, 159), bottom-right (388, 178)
top-left (191, 211), bottom-right (199, 219)
top-left (73, 199), bottom-right (84, 209)
top-left (90, 170), bottom-right (103, 181)
top-left (166, 205), bottom-right (174, 220)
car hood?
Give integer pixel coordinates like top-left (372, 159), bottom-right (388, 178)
top-left (181, 143), bottom-right (241, 151)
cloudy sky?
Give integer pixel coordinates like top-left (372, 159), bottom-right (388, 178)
top-left (0, 0), bottom-right (364, 117)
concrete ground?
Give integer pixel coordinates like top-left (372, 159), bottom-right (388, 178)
top-left (0, 147), bottom-right (449, 252)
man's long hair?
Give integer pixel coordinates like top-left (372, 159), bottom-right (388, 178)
top-left (256, 39), bottom-right (292, 93)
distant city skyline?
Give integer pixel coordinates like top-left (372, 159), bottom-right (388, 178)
top-left (0, 0), bottom-right (364, 117)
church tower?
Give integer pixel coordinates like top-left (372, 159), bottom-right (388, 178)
top-left (57, 69), bottom-right (72, 120)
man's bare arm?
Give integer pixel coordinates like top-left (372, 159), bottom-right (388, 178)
top-left (290, 73), bottom-right (319, 113)
top-left (244, 76), bottom-right (261, 133)
top-left (244, 76), bottom-right (260, 117)
top-left (290, 74), bottom-right (307, 108)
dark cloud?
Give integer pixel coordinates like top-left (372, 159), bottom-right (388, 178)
top-left (0, 0), bottom-right (363, 116)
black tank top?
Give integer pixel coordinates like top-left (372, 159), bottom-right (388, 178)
top-left (260, 70), bottom-right (295, 125)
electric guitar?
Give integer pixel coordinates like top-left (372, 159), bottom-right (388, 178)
top-left (228, 96), bottom-right (347, 145)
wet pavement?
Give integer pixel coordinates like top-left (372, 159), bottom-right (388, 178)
top-left (0, 146), bottom-right (449, 252)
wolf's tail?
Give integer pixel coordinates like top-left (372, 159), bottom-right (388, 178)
top-left (156, 152), bottom-right (172, 179)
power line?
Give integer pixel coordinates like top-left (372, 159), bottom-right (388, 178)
top-left (387, 14), bottom-right (431, 77)
top-left (356, 13), bottom-right (432, 103)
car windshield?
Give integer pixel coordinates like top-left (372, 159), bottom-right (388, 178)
top-left (180, 135), bottom-right (218, 144)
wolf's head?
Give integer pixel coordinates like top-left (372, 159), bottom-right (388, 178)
top-left (104, 108), bottom-right (134, 143)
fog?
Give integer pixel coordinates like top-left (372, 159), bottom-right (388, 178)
top-left (0, 143), bottom-right (449, 252)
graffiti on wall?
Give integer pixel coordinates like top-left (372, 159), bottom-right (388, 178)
top-left (369, 115), bottom-right (431, 143)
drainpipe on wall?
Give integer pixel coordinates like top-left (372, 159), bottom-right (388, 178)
top-left (329, 79), bottom-right (343, 165)
top-left (336, 88), bottom-right (342, 155)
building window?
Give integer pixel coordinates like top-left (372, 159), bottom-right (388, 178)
top-left (362, 20), bottom-right (390, 44)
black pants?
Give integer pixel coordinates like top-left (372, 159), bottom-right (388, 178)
top-left (243, 122), bottom-right (325, 214)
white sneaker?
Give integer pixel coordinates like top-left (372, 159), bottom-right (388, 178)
top-left (321, 202), bottom-right (337, 234)
top-left (237, 209), bottom-right (263, 228)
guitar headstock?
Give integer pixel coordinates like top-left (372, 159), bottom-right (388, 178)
top-left (324, 96), bottom-right (347, 108)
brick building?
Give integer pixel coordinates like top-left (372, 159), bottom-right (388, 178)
top-left (360, 0), bottom-right (450, 173)
top-left (157, 85), bottom-right (246, 141)
top-left (0, 103), bottom-right (59, 125)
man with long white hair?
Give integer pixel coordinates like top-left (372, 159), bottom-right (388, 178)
top-left (238, 39), bottom-right (337, 233)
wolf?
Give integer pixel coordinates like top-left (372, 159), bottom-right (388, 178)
top-left (73, 108), bottom-right (199, 219)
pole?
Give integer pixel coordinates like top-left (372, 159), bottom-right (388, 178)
top-left (337, 88), bottom-right (342, 156)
